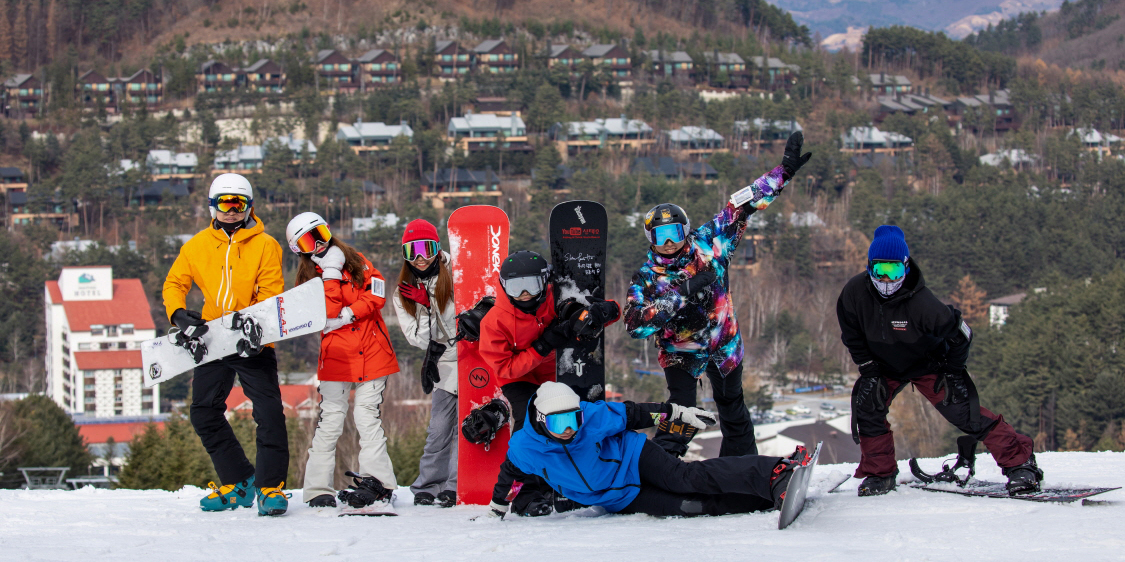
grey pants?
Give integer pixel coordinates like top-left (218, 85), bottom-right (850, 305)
top-left (410, 388), bottom-right (458, 495)
top-left (303, 378), bottom-right (397, 502)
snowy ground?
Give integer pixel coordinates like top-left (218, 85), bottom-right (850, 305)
top-left (2, 452), bottom-right (1122, 562)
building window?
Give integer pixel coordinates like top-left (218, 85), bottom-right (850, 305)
top-left (90, 324), bottom-right (104, 336)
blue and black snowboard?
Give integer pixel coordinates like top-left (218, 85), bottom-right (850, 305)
top-left (549, 200), bottom-right (608, 402)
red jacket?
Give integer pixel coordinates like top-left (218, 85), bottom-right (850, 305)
top-left (479, 290), bottom-right (558, 387)
top-left (317, 254), bottom-right (398, 383)
top-left (479, 287), bottom-right (620, 387)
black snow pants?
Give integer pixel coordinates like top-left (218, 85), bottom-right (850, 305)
top-left (619, 440), bottom-right (778, 516)
top-left (190, 348), bottom-right (289, 488)
top-left (653, 361), bottom-right (757, 457)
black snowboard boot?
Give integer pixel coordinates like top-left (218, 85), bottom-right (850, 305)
top-left (858, 468), bottom-right (899, 497)
top-left (413, 492), bottom-right (436, 506)
top-left (553, 492), bottom-right (583, 514)
top-left (308, 494), bottom-right (337, 508)
top-left (1003, 454), bottom-right (1043, 496)
top-left (769, 445), bottom-right (810, 509)
top-left (436, 490), bottom-right (456, 508)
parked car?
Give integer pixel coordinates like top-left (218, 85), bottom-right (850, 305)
top-left (820, 402), bottom-right (836, 411)
top-left (791, 405), bottom-right (811, 415)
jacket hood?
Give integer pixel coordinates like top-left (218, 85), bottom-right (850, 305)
top-left (208, 208), bottom-right (265, 244)
top-left (522, 396), bottom-right (579, 446)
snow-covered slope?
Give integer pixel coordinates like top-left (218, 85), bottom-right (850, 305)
top-left (1, 452), bottom-right (1122, 562)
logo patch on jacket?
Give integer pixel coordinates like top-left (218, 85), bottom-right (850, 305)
top-left (891, 320), bottom-right (908, 331)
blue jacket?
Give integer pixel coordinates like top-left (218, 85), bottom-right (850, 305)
top-left (506, 401), bottom-right (648, 513)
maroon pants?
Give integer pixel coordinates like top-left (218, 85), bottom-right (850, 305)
top-left (854, 373), bottom-right (1033, 478)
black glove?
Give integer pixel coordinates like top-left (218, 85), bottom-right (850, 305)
top-left (421, 340), bottom-right (446, 394)
top-left (781, 131), bottom-right (813, 177)
top-left (934, 367), bottom-right (970, 406)
top-left (171, 308), bottom-right (209, 338)
top-left (571, 297), bottom-right (619, 339)
top-left (677, 270), bottom-right (717, 299)
top-left (530, 317), bottom-right (573, 357)
top-left (852, 368), bottom-right (889, 414)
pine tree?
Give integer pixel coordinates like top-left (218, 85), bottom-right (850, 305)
top-left (117, 416), bottom-right (216, 490)
top-left (9, 395), bottom-right (93, 478)
top-left (950, 274), bottom-right (988, 325)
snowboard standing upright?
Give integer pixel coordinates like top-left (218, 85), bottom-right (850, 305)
top-left (549, 201), bottom-right (609, 403)
top-left (140, 278), bottom-right (327, 387)
top-left (451, 205), bottom-right (511, 505)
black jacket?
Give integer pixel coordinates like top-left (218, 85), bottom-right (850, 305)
top-left (836, 262), bottom-right (971, 380)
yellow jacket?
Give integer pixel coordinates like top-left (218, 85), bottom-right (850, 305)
top-left (163, 210), bottom-right (285, 324)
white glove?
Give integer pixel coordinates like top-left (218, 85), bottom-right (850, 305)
top-left (669, 404), bottom-right (717, 430)
top-left (322, 306), bottom-right (355, 334)
top-left (312, 246), bottom-right (345, 280)
top-left (486, 501), bottom-right (508, 518)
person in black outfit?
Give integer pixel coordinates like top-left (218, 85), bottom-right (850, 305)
top-left (836, 225), bottom-right (1040, 496)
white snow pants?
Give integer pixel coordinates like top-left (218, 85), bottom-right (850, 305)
top-left (302, 378), bottom-right (397, 501)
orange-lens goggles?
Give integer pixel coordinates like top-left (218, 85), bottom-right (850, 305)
top-left (213, 195), bottom-right (250, 213)
top-left (294, 224), bottom-right (332, 254)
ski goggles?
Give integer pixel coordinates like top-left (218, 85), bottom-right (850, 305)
top-left (293, 224), bottom-right (333, 254)
top-left (650, 223), bottom-right (686, 246)
top-left (402, 240), bottom-right (440, 262)
top-left (500, 274), bottom-right (546, 298)
top-left (868, 259), bottom-right (907, 281)
top-left (210, 194), bottom-right (251, 214)
top-left (541, 408), bottom-right (583, 435)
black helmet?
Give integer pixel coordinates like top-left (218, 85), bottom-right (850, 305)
top-left (499, 251), bottom-right (551, 313)
top-left (643, 203), bottom-right (691, 245)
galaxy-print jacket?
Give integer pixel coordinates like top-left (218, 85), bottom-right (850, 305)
top-left (624, 165), bottom-right (791, 378)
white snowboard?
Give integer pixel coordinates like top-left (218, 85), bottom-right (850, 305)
top-left (141, 278), bottom-right (327, 387)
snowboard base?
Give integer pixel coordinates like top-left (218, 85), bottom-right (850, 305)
top-left (778, 441), bottom-right (823, 530)
top-left (339, 504), bottom-right (398, 516)
top-left (909, 482), bottom-right (1120, 503)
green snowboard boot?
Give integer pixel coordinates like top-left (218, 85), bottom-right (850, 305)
top-left (200, 475), bottom-right (256, 512)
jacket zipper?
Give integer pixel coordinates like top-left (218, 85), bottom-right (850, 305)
top-left (562, 444), bottom-right (594, 491)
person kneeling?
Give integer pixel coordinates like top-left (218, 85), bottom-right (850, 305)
top-left (497, 382), bottom-right (806, 517)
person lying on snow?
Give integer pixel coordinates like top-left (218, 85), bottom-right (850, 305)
top-left (489, 382), bottom-right (809, 518)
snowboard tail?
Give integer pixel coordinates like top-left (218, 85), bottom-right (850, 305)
top-left (778, 441), bottom-right (823, 530)
top-left (141, 278), bottom-right (327, 387)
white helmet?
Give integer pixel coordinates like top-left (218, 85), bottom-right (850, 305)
top-left (208, 173), bottom-right (254, 218)
top-left (286, 212), bottom-right (332, 254)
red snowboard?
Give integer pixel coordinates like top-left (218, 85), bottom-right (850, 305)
top-left (450, 205), bottom-right (510, 505)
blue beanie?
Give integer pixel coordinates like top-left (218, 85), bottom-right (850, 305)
top-left (868, 225), bottom-right (909, 262)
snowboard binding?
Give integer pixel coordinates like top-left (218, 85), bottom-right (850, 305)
top-left (461, 398), bottom-right (511, 447)
top-left (172, 329), bottom-right (208, 364)
top-left (656, 417), bottom-right (701, 441)
top-left (336, 471), bottom-right (393, 509)
top-left (230, 311), bottom-right (263, 358)
top-left (909, 435), bottom-right (977, 487)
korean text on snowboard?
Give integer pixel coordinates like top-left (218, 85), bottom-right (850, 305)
top-left (451, 205), bottom-right (511, 505)
top-left (778, 441), bottom-right (823, 530)
top-left (549, 200), bottom-right (608, 402)
top-left (141, 278), bottom-right (326, 386)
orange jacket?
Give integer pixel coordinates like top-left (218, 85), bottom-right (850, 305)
top-left (479, 290), bottom-right (558, 387)
top-left (317, 253), bottom-right (398, 383)
top-left (163, 211), bottom-right (285, 337)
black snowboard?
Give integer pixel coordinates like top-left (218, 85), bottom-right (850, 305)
top-left (909, 482), bottom-right (1120, 503)
top-left (778, 442), bottom-right (823, 530)
top-left (549, 200), bottom-right (608, 402)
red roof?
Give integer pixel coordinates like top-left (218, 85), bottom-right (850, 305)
top-left (45, 278), bottom-right (156, 332)
top-left (77, 420), bottom-right (164, 444)
top-left (73, 350), bottom-right (143, 371)
top-left (226, 384), bottom-right (318, 416)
